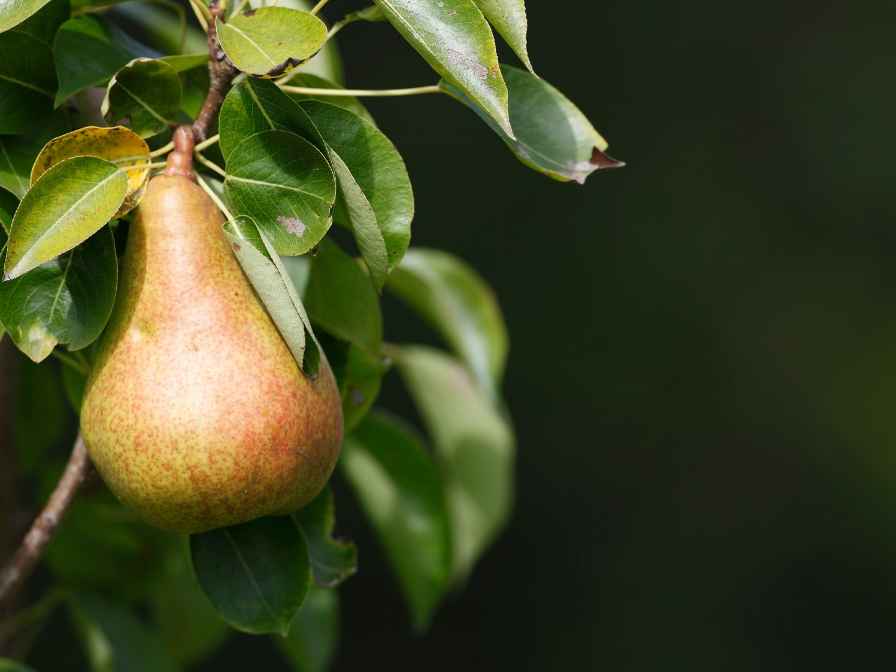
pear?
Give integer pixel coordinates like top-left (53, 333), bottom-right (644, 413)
top-left (80, 128), bottom-right (343, 534)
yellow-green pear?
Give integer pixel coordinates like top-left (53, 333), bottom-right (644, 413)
top-left (80, 127), bottom-right (343, 534)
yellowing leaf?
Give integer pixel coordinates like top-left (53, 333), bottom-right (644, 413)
top-left (31, 126), bottom-right (151, 216)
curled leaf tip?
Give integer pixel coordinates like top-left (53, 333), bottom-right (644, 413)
top-left (591, 147), bottom-right (626, 171)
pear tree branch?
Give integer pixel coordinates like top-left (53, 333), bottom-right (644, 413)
top-left (192, 0), bottom-right (239, 142)
top-left (0, 435), bottom-right (93, 610)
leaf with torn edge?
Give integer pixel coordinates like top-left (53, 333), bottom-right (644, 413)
top-left (292, 488), bottom-right (357, 588)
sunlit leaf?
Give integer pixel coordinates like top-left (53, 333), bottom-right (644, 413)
top-left (217, 7), bottom-right (327, 77)
top-left (373, 0), bottom-right (512, 136)
top-left (472, 0), bottom-right (532, 71)
top-left (12, 0), bottom-right (67, 44)
top-left (0, 0), bottom-right (54, 33)
top-left (4, 156), bottom-right (126, 279)
top-left (31, 125), bottom-right (150, 217)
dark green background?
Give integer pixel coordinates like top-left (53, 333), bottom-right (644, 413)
top-left (17, 0), bottom-right (896, 669)
top-left (320, 2), bottom-right (896, 670)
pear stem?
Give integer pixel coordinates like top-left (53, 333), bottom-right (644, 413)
top-left (0, 435), bottom-right (93, 610)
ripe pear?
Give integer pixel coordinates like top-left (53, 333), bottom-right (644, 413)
top-left (80, 128), bottom-right (343, 534)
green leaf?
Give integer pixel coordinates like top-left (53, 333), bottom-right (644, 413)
top-left (0, 659), bottom-right (38, 671)
top-left (224, 129), bottom-right (336, 256)
top-left (276, 586), bottom-right (339, 672)
top-left (219, 77), bottom-right (322, 162)
top-left (0, 30), bottom-right (56, 133)
top-left (0, 188), bottom-right (17, 234)
top-left (69, 593), bottom-right (182, 672)
top-left (373, 0), bottom-right (512, 136)
top-left (176, 60), bottom-right (209, 119)
top-left (0, 226), bottom-right (117, 362)
top-left (304, 239), bottom-right (383, 353)
top-left (393, 346), bottom-right (515, 581)
top-left (11, 0), bottom-right (68, 45)
top-left (30, 125), bottom-right (151, 218)
top-left (0, 109), bottom-right (72, 198)
top-left (284, 73), bottom-right (375, 126)
top-left (151, 546), bottom-right (231, 666)
top-left (292, 488), bottom-right (357, 588)
top-left (388, 248), bottom-right (508, 397)
top-left (0, 0), bottom-right (52, 33)
top-left (330, 341), bottom-right (390, 432)
top-left (3, 156), bottom-right (126, 279)
top-left (223, 214), bottom-right (318, 376)
top-left (342, 412), bottom-right (452, 628)
top-left (47, 489), bottom-right (169, 599)
top-left (190, 515), bottom-right (312, 636)
top-left (60, 358), bottom-right (86, 410)
top-left (279, 0), bottom-right (344, 84)
top-left (472, 0), bottom-right (531, 72)
top-left (443, 64), bottom-right (623, 183)
top-left (53, 15), bottom-right (132, 106)
top-left (218, 80), bottom-right (406, 289)
top-left (301, 101), bottom-right (414, 284)
top-left (160, 52), bottom-right (208, 73)
top-left (12, 359), bottom-right (67, 473)
top-left (102, 58), bottom-right (182, 138)
top-left (217, 7), bottom-right (327, 77)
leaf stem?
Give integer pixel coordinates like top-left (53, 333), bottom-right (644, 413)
top-left (196, 174), bottom-right (236, 223)
top-left (188, 0), bottom-right (210, 31)
top-left (278, 84), bottom-right (443, 97)
top-left (194, 133), bottom-right (220, 153)
top-left (309, 0), bottom-right (332, 15)
top-left (150, 141), bottom-right (175, 158)
top-left (0, 435), bottom-right (93, 609)
top-left (194, 152), bottom-right (227, 178)
top-left (230, 0), bottom-right (251, 17)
